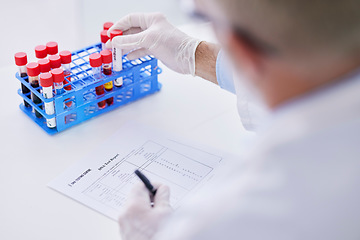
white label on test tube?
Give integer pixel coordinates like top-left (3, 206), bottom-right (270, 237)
top-left (112, 46), bottom-right (123, 87)
top-left (43, 87), bottom-right (56, 128)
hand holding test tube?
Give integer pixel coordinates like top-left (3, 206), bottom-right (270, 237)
top-left (110, 30), bottom-right (124, 88)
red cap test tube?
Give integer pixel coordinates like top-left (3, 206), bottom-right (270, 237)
top-left (101, 49), bottom-right (114, 106)
top-left (89, 53), bottom-right (106, 109)
top-left (49, 54), bottom-right (61, 69)
top-left (40, 72), bottom-right (56, 129)
top-left (103, 22), bottom-right (113, 30)
top-left (38, 58), bottom-right (51, 73)
top-left (59, 50), bottom-right (72, 108)
top-left (110, 29), bottom-right (123, 87)
top-left (51, 68), bottom-right (65, 95)
top-left (46, 41), bottom-right (58, 55)
top-left (26, 62), bottom-right (43, 118)
top-left (35, 45), bottom-right (47, 59)
top-left (101, 30), bottom-right (110, 51)
top-left (15, 52), bottom-right (31, 107)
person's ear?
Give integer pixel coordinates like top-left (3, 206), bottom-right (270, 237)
top-left (226, 31), bottom-right (265, 79)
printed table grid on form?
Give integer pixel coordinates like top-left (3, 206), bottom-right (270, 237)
top-left (82, 141), bottom-right (221, 210)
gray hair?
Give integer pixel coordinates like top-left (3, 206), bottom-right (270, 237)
top-left (212, 0), bottom-right (360, 58)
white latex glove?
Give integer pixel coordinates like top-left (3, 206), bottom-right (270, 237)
top-left (118, 183), bottom-right (173, 240)
top-left (106, 13), bottom-right (201, 76)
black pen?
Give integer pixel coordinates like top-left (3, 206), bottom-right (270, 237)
top-left (134, 169), bottom-right (157, 196)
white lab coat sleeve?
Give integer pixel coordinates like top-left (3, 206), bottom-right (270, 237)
top-left (216, 50), bottom-right (236, 94)
top-left (216, 50), bottom-right (267, 132)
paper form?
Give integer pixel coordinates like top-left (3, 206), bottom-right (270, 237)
top-left (48, 123), bottom-right (229, 220)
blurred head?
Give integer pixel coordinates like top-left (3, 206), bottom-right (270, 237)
top-left (194, 0), bottom-right (360, 108)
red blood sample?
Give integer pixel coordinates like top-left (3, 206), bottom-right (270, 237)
top-left (103, 66), bottom-right (112, 75)
top-left (35, 45), bottom-right (47, 59)
top-left (46, 41), bottom-right (58, 55)
top-left (95, 85), bottom-right (105, 95)
top-left (103, 22), bottom-right (113, 30)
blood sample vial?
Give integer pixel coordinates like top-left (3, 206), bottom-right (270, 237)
top-left (103, 22), bottom-right (113, 30)
top-left (89, 53), bottom-right (106, 109)
top-left (35, 45), bottom-right (47, 59)
top-left (49, 54), bottom-right (61, 69)
top-left (38, 58), bottom-right (51, 73)
top-left (101, 50), bottom-right (114, 106)
top-left (39, 72), bottom-right (56, 129)
top-left (110, 30), bottom-right (124, 87)
top-left (46, 41), bottom-right (58, 55)
top-left (59, 50), bottom-right (72, 107)
top-left (100, 30), bottom-right (110, 51)
top-left (51, 68), bottom-right (65, 95)
top-left (14, 52), bottom-right (31, 107)
top-left (26, 62), bottom-right (43, 118)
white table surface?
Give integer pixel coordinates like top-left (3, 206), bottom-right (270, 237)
top-left (0, 25), bottom-right (254, 240)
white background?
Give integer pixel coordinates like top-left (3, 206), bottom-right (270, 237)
top-left (0, 1), bottom-right (254, 239)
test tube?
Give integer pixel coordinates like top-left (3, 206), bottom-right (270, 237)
top-left (51, 68), bottom-right (65, 95)
top-left (100, 30), bottom-right (110, 51)
top-left (89, 53), bottom-right (106, 109)
top-left (59, 50), bottom-right (72, 107)
top-left (103, 22), bottom-right (113, 30)
top-left (35, 45), bottom-right (47, 59)
top-left (39, 72), bottom-right (56, 129)
top-left (101, 50), bottom-right (114, 106)
top-left (26, 62), bottom-right (43, 118)
top-left (110, 30), bottom-right (124, 87)
top-left (49, 54), bottom-right (61, 69)
top-left (38, 58), bottom-right (51, 73)
top-left (14, 52), bottom-right (31, 108)
top-left (46, 41), bottom-right (58, 56)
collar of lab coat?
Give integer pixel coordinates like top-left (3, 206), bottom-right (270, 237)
top-left (257, 68), bottom-right (360, 148)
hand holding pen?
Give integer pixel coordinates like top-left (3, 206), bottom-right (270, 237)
top-left (117, 170), bottom-right (172, 240)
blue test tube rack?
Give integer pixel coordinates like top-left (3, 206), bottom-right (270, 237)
top-left (16, 43), bottom-right (162, 135)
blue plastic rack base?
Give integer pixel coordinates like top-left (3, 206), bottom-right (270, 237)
top-left (16, 43), bottom-right (162, 135)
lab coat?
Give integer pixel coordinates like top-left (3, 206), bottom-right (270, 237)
top-left (155, 52), bottom-right (360, 240)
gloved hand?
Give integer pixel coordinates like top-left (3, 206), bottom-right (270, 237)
top-left (118, 183), bottom-right (173, 240)
top-left (106, 13), bottom-right (201, 76)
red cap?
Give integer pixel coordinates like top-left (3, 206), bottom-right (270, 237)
top-left (100, 50), bottom-right (112, 64)
top-left (46, 41), bottom-right (58, 55)
top-left (89, 53), bottom-right (102, 67)
top-left (51, 68), bottom-right (65, 83)
top-left (39, 72), bottom-right (53, 88)
top-left (26, 62), bottom-right (40, 77)
top-left (14, 52), bottom-right (28, 66)
top-left (110, 30), bottom-right (123, 40)
top-left (103, 22), bottom-right (113, 30)
top-left (35, 45), bottom-right (47, 59)
top-left (49, 54), bottom-right (61, 69)
top-left (59, 50), bottom-right (72, 64)
top-left (101, 30), bottom-right (110, 43)
top-left (38, 58), bottom-right (51, 73)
